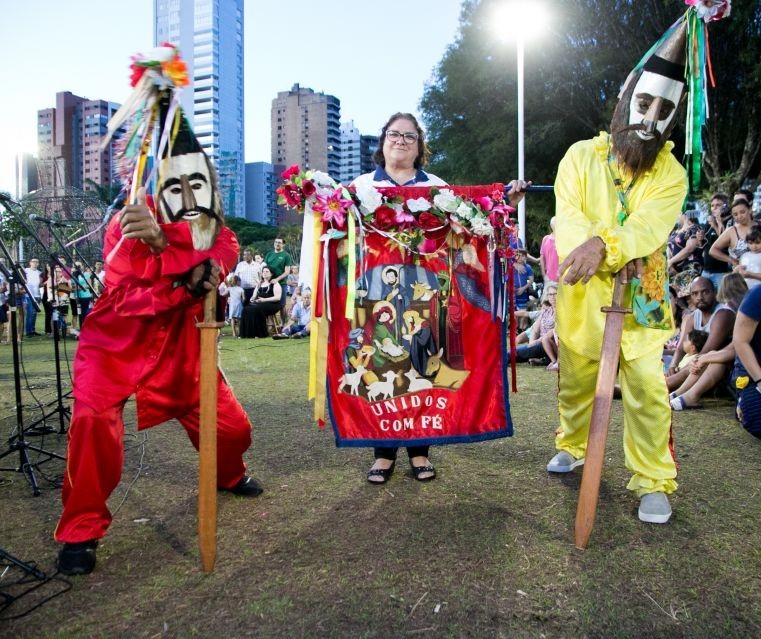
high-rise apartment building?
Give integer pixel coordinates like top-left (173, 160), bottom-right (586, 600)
top-left (154, 0), bottom-right (245, 218)
top-left (271, 84), bottom-right (341, 180)
top-left (244, 162), bottom-right (288, 226)
top-left (37, 92), bottom-right (121, 193)
top-left (339, 120), bottom-right (379, 184)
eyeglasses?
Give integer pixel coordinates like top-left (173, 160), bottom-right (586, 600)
top-left (386, 130), bottom-right (419, 144)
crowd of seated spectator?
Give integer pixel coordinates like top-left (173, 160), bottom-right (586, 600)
top-left (664, 190), bottom-right (761, 427)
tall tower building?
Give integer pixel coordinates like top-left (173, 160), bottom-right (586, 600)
top-left (339, 120), bottom-right (379, 184)
top-left (339, 120), bottom-right (360, 184)
top-left (154, 0), bottom-right (245, 218)
top-left (36, 92), bottom-right (121, 193)
top-left (271, 84), bottom-right (341, 180)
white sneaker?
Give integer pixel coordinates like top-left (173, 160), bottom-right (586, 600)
top-left (638, 492), bottom-right (672, 524)
top-left (546, 451), bottom-right (585, 473)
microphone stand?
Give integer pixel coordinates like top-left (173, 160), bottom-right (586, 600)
top-left (6, 203), bottom-right (75, 437)
top-left (0, 238), bottom-right (65, 496)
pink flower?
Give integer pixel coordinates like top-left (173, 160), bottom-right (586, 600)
top-left (418, 238), bottom-right (440, 254)
top-left (491, 189), bottom-right (505, 203)
top-left (313, 188), bottom-right (351, 228)
top-left (281, 165), bottom-right (300, 180)
top-left (394, 207), bottom-right (415, 225)
top-left (474, 196), bottom-right (493, 212)
top-left (301, 179), bottom-right (316, 197)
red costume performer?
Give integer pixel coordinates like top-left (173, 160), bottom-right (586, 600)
top-left (55, 217), bottom-right (253, 544)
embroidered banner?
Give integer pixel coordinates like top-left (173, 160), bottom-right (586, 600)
top-left (325, 231), bottom-right (513, 447)
top-left (278, 170), bottom-right (517, 447)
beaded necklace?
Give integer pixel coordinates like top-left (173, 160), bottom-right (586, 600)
top-left (606, 135), bottom-right (637, 226)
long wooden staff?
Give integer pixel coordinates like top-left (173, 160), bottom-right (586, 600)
top-left (574, 271), bottom-right (631, 550)
top-left (197, 291), bottom-right (222, 571)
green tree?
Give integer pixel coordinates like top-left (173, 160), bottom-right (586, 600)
top-left (421, 0), bottom-right (761, 248)
top-left (84, 178), bottom-right (123, 207)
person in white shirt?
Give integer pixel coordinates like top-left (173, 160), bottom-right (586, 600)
top-left (234, 249), bottom-right (262, 305)
top-left (23, 258), bottom-right (42, 336)
top-left (736, 226), bottom-right (761, 289)
top-left (275, 288), bottom-right (312, 338)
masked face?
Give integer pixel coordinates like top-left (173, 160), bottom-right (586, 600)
top-left (158, 151), bottom-right (221, 250)
top-left (158, 152), bottom-right (215, 222)
top-left (628, 71), bottom-right (683, 141)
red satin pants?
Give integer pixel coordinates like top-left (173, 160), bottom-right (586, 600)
top-left (55, 381), bottom-right (252, 543)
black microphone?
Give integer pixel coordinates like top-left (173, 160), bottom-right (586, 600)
top-left (29, 214), bottom-right (77, 227)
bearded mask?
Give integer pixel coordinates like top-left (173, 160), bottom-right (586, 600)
top-left (157, 104), bottom-right (223, 250)
top-left (610, 18), bottom-right (687, 177)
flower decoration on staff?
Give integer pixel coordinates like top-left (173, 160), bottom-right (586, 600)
top-left (276, 165), bottom-right (516, 246)
top-left (684, 0), bottom-right (731, 22)
top-left (129, 42), bottom-right (189, 88)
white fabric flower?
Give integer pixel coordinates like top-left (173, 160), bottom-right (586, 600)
top-left (433, 189), bottom-right (460, 213)
top-left (406, 197), bottom-right (431, 212)
top-left (470, 217), bottom-right (494, 236)
top-left (307, 170), bottom-right (335, 187)
top-left (355, 182), bottom-right (383, 213)
top-left (455, 202), bottom-right (475, 220)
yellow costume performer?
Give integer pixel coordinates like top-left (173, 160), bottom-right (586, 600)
top-left (553, 132), bottom-right (686, 499)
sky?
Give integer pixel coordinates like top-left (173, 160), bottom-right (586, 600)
top-left (0, 0), bottom-right (465, 196)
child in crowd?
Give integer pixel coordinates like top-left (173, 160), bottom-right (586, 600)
top-left (676, 329), bottom-right (708, 372)
top-left (220, 274), bottom-right (245, 338)
top-left (736, 227), bottom-right (761, 289)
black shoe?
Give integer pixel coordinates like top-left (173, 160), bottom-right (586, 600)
top-left (367, 461), bottom-right (395, 484)
top-left (410, 462), bottom-right (436, 482)
top-left (222, 475), bottom-right (264, 497)
top-left (57, 540), bottom-right (98, 575)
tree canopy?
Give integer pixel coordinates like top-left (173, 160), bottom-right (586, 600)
top-left (420, 0), bottom-right (761, 250)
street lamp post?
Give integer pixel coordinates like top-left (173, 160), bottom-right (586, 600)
top-left (516, 34), bottom-right (526, 246)
top-left (494, 2), bottom-right (548, 247)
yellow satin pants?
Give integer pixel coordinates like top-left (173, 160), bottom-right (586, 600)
top-left (555, 339), bottom-right (677, 496)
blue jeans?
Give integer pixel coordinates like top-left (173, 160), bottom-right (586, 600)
top-left (24, 295), bottom-right (40, 335)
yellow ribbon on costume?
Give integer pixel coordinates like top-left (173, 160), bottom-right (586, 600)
top-left (345, 213), bottom-right (356, 319)
top-left (308, 208), bottom-right (322, 402)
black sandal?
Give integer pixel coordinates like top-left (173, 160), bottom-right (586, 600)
top-left (366, 461), bottom-right (395, 484)
top-left (410, 462), bottom-right (436, 482)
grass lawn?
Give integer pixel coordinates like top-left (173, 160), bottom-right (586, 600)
top-left (1, 328), bottom-right (760, 638)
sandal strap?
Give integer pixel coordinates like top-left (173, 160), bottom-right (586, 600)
top-left (411, 464), bottom-right (435, 474)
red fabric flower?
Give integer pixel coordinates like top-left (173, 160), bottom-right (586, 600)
top-left (373, 205), bottom-right (397, 229)
top-left (418, 212), bottom-right (443, 229)
top-left (281, 165), bottom-right (300, 180)
top-left (277, 184), bottom-right (301, 208)
top-left (301, 179), bottom-right (316, 197)
top-left (129, 64), bottom-right (147, 87)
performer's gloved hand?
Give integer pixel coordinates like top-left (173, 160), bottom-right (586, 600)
top-left (506, 179), bottom-right (532, 207)
top-left (120, 187), bottom-right (167, 253)
top-left (186, 259), bottom-right (221, 297)
top-left (559, 236), bottom-right (606, 285)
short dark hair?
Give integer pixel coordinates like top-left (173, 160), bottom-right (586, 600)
top-left (747, 227), bottom-right (761, 244)
top-left (731, 199), bottom-right (752, 213)
top-left (687, 329), bottom-right (708, 352)
top-left (735, 189), bottom-right (754, 202)
top-left (372, 112), bottom-right (430, 170)
top-left (711, 193), bottom-right (728, 204)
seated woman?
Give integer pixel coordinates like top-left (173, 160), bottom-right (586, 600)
top-left (508, 284), bottom-right (557, 369)
top-left (670, 273), bottom-right (748, 410)
top-left (239, 265), bottom-right (282, 338)
top-left (732, 283), bottom-right (761, 439)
